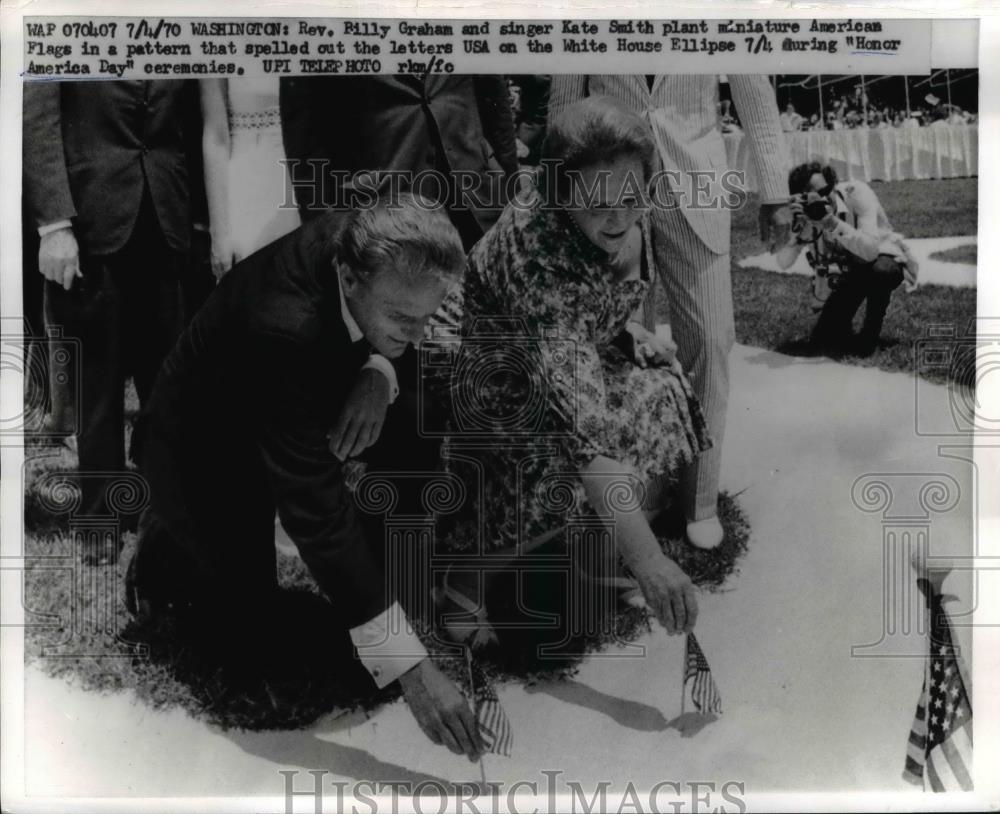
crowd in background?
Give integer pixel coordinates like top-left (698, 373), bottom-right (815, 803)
top-left (775, 95), bottom-right (976, 133)
top-left (506, 76), bottom-right (977, 154)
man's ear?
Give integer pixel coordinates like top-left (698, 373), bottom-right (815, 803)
top-left (338, 261), bottom-right (362, 297)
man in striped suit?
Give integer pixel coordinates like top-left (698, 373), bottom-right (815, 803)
top-left (549, 75), bottom-right (788, 549)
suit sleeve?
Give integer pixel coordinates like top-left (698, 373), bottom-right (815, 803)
top-left (254, 336), bottom-right (390, 628)
top-left (728, 75), bottom-right (789, 204)
top-left (547, 75), bottom-right (588, 126)
top-left (23, 82), bottom-right (76, 229)
top-left (474, 75), bottom-right (519, 176)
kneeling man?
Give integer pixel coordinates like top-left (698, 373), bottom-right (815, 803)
top-left (776, 162), bottom-right (917, 356)
top-left (127, 194), bottom-right (483, 759)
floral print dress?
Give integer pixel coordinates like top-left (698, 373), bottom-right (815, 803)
top-left (429, 194), bottom-right (711, 552)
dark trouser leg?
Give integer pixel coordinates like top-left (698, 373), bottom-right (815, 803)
top-left (119, 196), bottom-right (185, 414)
top-left (812, 270), bottom-right (868, 350)
top-left (43, 196), bottom-right (183, 524)
top-left (857, 257), bottom-right (904, 353)
top-left (133, 431), bottom-right (369, 687)
top-left (45, 263), bottom-right (125, 517)
top-left (131, 432), bottom-right (284, 673)
top-left (179, 227), bottom-right (215, 325)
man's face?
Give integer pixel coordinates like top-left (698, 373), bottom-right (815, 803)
top-left (341, 264), bottom-right (452, 358)
top-left (807, 172), bottom-right (832, 195)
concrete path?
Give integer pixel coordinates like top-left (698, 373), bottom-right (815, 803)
top-left (738, 236), bottom-right (977, 288)
top-left (24, 343), bottom-right (978, 798)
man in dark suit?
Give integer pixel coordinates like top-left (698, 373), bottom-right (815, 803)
top-left (126, 195), bottom-right (483, 759)
top-left (280, 75), bottom-right (519, 250)
top-left (23, 80), bottom-right (196, 542)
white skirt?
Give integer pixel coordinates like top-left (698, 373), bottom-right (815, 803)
top-left (227, 127), bottom-right (301, 261)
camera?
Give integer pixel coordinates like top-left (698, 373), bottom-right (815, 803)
top-left (418, 316), bottom-right (578, 438)
top-left (914, 319), bottom-right (1000, 436)
top-left (804, 197), bottom-right (834, 222)
top-left (793, 192), bottom-right (834, 223)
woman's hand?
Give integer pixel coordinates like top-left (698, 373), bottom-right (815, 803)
top-left (329, 368), bottom-right (390, 461)
top-left (209, 230), bottom-right (235, 280)
top-left (625, 322), bottom-right (677, 369)
top-left (632, 552), bottom-right (698, 635)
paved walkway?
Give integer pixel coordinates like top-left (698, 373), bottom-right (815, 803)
top-left (738, 236), bottom-right (977, 288)
top-left (24, 343), bottom-right (977, 797)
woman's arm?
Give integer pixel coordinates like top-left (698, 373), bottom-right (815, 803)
top-left (580, 455), bottom-right (698, 634)
top-left (199, 79), bottom-right (234, 279)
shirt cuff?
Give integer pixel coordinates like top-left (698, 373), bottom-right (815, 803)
top-left (349, 601), bottom-right (428, 689)
top-left (362, 354), bottom-right (399, 404)
top-left (38, 219), bottom-right (72, 237)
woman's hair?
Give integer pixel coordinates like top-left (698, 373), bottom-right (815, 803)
top-left (338, 192), bottom-right (466, 284)
top-left (788, 162), bottom-right (838, 195)
top-left (540, 95), bottom-right (656, 203)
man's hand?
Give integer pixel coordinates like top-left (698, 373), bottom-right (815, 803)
top-left (632, 552), bottom-right (698, 635)
top-left (39, 226), bottom-right (82, 291)
top-left (329, 368), bottom-right (391, 461)
top-left (398, 659), bottom-right (483, 760)
top-left (625, 323), bottom-right (678, 369)
top-left (759, 202), bottom-right (793, 251)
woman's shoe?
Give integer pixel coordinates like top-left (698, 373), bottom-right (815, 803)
top-left (431, 567), bottom-right (498, 651)
top-left (686, 516), bottom-right (724, 550)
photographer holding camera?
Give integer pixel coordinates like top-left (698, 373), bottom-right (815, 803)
top-left (775, 162), bottom-right (917, 356)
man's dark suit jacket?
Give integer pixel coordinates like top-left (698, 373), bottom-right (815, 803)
top-left (141, 213), bottom-right (389, 627)
top-left (23, 80), bottom-right (193, 256)
top-left (279, 75), bottom-right (518, 235)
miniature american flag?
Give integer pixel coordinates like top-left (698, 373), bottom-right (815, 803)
top-left (684, 633), bottom-right (722, 715)
top-left (475, 679), bottom-right (513, 757)
top-left (903, 578), bottom-right (973, 791)
top-left (465, 647), bottom-right (513, 757)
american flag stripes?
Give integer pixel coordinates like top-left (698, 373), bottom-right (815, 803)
top-left (903, 578), bottom-right (973, 791)
top-left (464, 647), bottom-right (513, 757)
top-left (684, 633), bottom-right (723, 715)
top-left (475, 679), bottom-right (514, 757)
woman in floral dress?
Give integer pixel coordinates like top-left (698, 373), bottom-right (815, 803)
top-left (432, 96), bottom-right (711, 645)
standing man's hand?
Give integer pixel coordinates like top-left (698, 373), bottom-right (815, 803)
top-left (758, 202), bottom-right (793, 251)
top-left (38, 226), bottom-right (82, 291)
top-left (329, 368), bottom-right (390, 461)
top-left (398, 659), bottom-right (483, 760)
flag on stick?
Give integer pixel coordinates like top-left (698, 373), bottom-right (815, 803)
top-left (465, 646), bottom-right (513, 757)
top-left (902, 578), bottom-right (973, 791)
top-left (683, 633), bottom-right (722, 715)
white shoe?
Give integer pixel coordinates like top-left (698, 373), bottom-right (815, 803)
top-left (686, 516), bottom-right (724, 550)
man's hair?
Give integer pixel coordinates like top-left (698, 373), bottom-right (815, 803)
top-left (339, 192), bottom-right (466, 285)
top-left (541, 95), bottom-right (656, 203)
top-left (788, 162), bottom-right (839, 195)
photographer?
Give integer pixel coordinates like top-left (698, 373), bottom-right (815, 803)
top-left (775, 162), bottom-right (917, 356)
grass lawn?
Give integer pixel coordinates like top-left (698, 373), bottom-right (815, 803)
top-left (724, 178), bottom-right (977, 385)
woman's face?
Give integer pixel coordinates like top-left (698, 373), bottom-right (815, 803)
top-left (566, 156), bottom-right (647, 255)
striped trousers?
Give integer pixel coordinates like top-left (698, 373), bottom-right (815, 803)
top-left (646, 207), bottom-right (735, 521)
